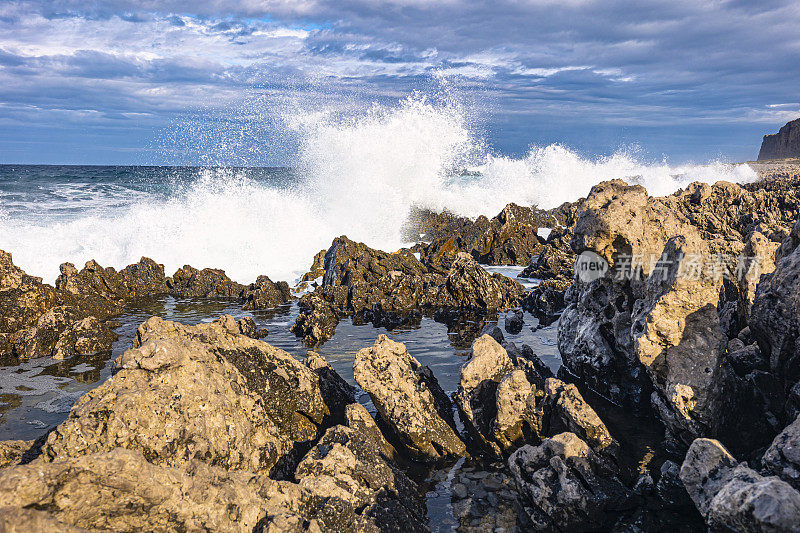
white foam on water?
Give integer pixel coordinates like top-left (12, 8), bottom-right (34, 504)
top-left (0, 93), bottom-right (758, 284)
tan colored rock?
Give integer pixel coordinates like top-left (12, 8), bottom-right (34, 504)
top-left (344, 403), bottom-right (398, 462)
top-left (42, 315), bottom-right (335, 478)
top-left (0, 447), bottom-right (327, 532)
top-left (492, 370), bottom-right (543, 453)
top-left (353, 335), bottom-right (466, 462)
top-left (454, 334), bottom-right (516, 455)
top-left (544, 378), bottom-right (615, 454)
top-left (295, 425), bottom-right (426, 532)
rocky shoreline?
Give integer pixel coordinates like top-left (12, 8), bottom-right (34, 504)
top-left (2, 175), bottom-right (800, 531)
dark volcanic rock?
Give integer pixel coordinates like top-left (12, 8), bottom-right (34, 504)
top-left (292, 237), bottom-right (523, 346)
top-left (167, 264), bottom-right (245, 298)
top-left (1, 251), bottom-right (120, 359)
top-left (558, 179), bottom-right (800, 453)
top-left (353, 335), bottom-right (467, 463)
top-left (412, 202), bottom-right (570, 270)
top-left (680, 438), bottom-right (800, 532)
top-left (508, 432), bottom-right (634, 531)
top-left (56, 257), bottom-right (168, 302)
top-left (762, 414), bottom-right (800, 490)
top-left (242, 275), bottom-right (292, 310)
top-left (758, 118), bottom-right (800, 160)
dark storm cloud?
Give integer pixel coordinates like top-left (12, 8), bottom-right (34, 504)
top-left (0, 0), bottom-right (799, 163)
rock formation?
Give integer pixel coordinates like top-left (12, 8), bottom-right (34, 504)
top-left (680, 438), bottom-right (800, 532)
top-left (353, 335), bottom-right (466, 462)
top-left (758, 118), bottom-right (800, 160)
top-left (0, 316), bottom-right (428, 531)
top-left (558, 179), bottom-right (800, 452)
top-left (292, 236), bottom-right (523, 345)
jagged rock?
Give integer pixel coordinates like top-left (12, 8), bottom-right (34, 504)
top-left (1, 251), bottom-right (119, 359)
top-left (559, 179), bottom-right (800, 452)
top-left (295, 425), bottom-right (427, 532)
top-left (631, 234), bottom-right (729, 445)
top-left (492, 370), bottom-right (544, 453)
top-left (292, 238), bottom-right (522, 346)
top-left (759, 118), bottom-right (800, 160)
top-left (344, 403), bottom-right (399, 462)
top-left (167, 265), bottom-right (245, 298)
top-left (504, 342), bottom-right (554, 388)
top-left (0, 440), bottom-right (33, 468)
top-left (425, 253), bottom-right (523, 310)
top-left (56, 257), bottom-right (168, 301)
top-left (353, 335), bottom-right (466, 463)
top-left (543, 378), bottom-right (616, 455)
top-left (751, 223), bottom-right (800, 401)
top-left (680, 438), bottom-right (800, 532)
top-left (504, 309), bottom-right (523, 334)
top-left (41, 315), bottom-right (340, 478)
top-left (291, 291), bottom-right (340, 345)
top-left (0, 447), bottom-right (354, 533)
top-left (508, 432), bottom-right (634, 531)
top-left (412, 202), bottom-right (569, 270)
top-left (454, 334), bottom-right (517, 455)
top-left (242, 275), bottom-right (292, 310)
top-left (521, 278), bottom-right (570, 326)
top-left (763, 414), bottom-right (800, 490)
top-left (52, 316), bottom-right (117, 360)
top-left (234, 315), bottom-right (268, 338)
top-left (304, 351), bottom-right (356, 424)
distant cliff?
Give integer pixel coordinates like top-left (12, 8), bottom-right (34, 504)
top-left (758, 118), bottom-right (800, 160)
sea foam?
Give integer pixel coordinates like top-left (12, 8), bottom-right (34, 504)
top-left (0, 94), bottom-right (758, 285)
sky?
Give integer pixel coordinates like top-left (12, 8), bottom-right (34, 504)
top-left (1, 0), bottom-right (799, 165)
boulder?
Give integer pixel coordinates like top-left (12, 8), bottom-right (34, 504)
top-left (294, 425), bottom-right (427, 532)
top-left (303, 351), bottom-right (356, 424)
top-left (290, 291), bottom-right (340, 346)
top-left (559, 179), bottom-right (800, 452)
top-left (52, 316), bottom-right (118, 360)
top-left (504, 309), bottom-right (523, 334)
top-left (1, 251), bottom-right (119, 359)
top-left (454, 334), bottom-right (517, 455)
top-left (762, 414), bottom-right (800, 490)
top-left (167, 265), bottom-right (245, 298)
top-left (41, 315), bottom-right (340, 478)
top-left (508, 432), bottom-right (633, 531)
top-left (242, 275), bottom-right (292, 310)
top-left (412, 202), bottom-right (571, 270)
top-left (0, 447), bottom-right (354, 532)
top-left (56, 257), bottom-right (168, 301)
top-left (543, 378), bottom-right (616, 456)
top-left (353, 335), bottom-right (466, 462)
top-left (424, 253), bottom-right (523, 310)
top-left (680, 438), bottom-right (800, 532)
top-left (292, 237), bottom-right (522, 346)
top-left (492, 370), bottom-right (544, 453)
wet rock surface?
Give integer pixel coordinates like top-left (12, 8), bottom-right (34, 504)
top-left (1, 251), bottom-right (120, 360)
top-left (353, 335), bottom-right (466, 463)
top-left (293, 236), bottom-right (523, 345)
top-left (680, 438), bottom-right (800, 532)
top-left (6, 175), bottom-right (800, 531)
top-left (559, 178), bottom-right (800, 454)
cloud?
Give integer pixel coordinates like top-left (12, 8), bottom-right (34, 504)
top-left (0, 0), bottom-right (798, 163)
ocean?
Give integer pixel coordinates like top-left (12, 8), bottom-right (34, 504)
top-left (0, 95), bottom-right (759, 286)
